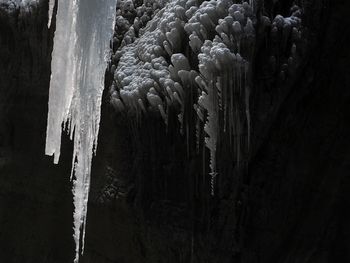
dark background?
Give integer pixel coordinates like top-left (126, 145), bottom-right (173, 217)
top-left (0, 0), bottom-right (350, 262)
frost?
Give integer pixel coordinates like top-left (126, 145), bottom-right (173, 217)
top-left (45, 0), bottom-right (117, 262)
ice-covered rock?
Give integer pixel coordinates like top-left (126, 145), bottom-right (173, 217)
top-left (110, 0), bottom-right (256, 195)
top-left (0, 0), bottom-right (39, 12)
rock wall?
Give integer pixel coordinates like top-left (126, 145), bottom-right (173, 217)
top-left (0, 1), bottom-right (75, 262)
top-left (0, 0), bottom-right (350, 262)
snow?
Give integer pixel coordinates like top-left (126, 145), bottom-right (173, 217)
top-left (45, 0), bottom-right (117, 262)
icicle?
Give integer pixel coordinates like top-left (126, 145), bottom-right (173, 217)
top-left (47, 0), bottom-right (55, 28)
top-left (45, 0), bottom-right (117, 262)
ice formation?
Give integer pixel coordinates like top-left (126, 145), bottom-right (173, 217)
top-left (0, 0), bottom-right (37, 5)
top-left (109, 0), bottom-right (256, 195)
top-left (45, 0), bottom-right (117, 262)
top-left (0, 0), bottom-right (54, 22)
top-left (47, 0), bottom-right (55, 27)
top-left (0, 0), bottom-right (39, 11)
top-left (108, 0), bottom-right (303, 194)
top-left (269, 7), bottom-right (303, 81)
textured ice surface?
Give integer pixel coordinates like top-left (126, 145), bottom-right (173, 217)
top-left (45, 0), bottom-right (117, 262)
top-left (0, 0), bottom-right (38, 11)
top-left (0, 0), bottom-right (37, 4)
top-left (109, 0), bottom-right (302, 194)
top-left (110, 0), bottom-right (255, 194)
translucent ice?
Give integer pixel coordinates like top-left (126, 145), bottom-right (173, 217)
top-left (45, 0), bottom-right (117, 262)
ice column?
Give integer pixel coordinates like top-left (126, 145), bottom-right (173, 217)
top-left (45, 0), bottom-right (117, 262)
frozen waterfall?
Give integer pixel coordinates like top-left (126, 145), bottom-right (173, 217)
top-left (45, 0), bottom-right (117, 262)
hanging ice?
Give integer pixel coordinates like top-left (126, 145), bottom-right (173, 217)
top-left (45, 0), bottom-right (117, 262)
top-left (47, 0), bottom-right (55, 28)
top-left (109, 0), bottom-right (256, 196)
top-left (0, 0), bottom-right (39, 12)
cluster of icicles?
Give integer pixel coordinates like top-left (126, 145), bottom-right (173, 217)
top-left (109, 0), bottom-right (302, 195)
top-left (45, 0), bottom-right (117, 262)
top-left (110, 0), bottom-right (255, 195)
top-left (44, 0), bottom-right (303, 261)
top-left (0, 0), bottom-right (39, 12)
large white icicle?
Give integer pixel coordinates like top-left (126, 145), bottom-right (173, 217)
top-left (45, 0), bottom-right (117, 262)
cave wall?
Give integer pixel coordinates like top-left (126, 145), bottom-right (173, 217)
top-left (0, 0), bottom-right (350, 263)
top-left (245, 0), bottom-right (350, 261)
top-left (0, 2), bottom-right (75, 262)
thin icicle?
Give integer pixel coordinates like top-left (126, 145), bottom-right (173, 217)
top-left (47, 0), bottom-right (55, 28)
top-left (45, 0), bottom-right (117, 262)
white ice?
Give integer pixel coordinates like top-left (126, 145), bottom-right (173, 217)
top-left (45, 0), bottom-right (117, 262)
top-left (47, 0), bottom-right (55, 28)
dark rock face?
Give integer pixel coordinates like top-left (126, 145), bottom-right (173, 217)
top-left (0, 2), bottom-right (75, 262)
top-left (1, 1), bottom-right (350, 263)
